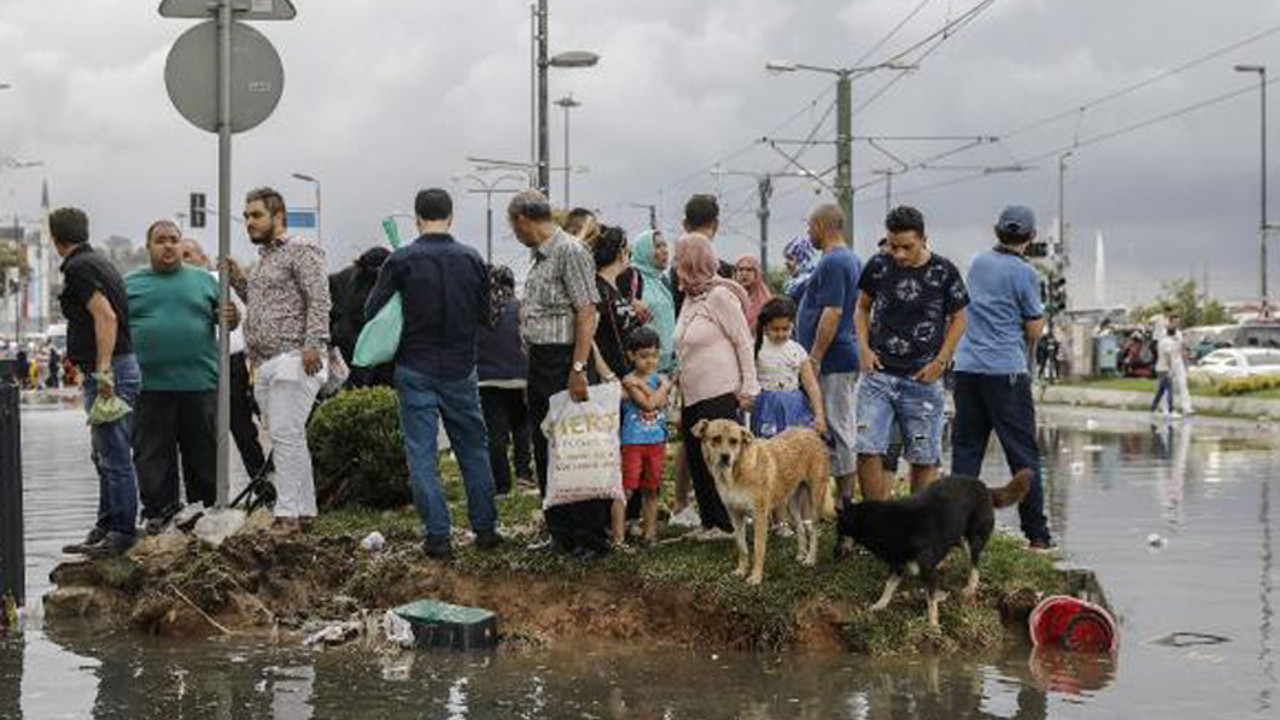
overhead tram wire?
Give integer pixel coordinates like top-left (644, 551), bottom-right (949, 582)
top-left (1001, 18), bottom-right (1280, 141)
top-left (865, 75), bottom-right (1280, 206)
top-left (850, 0), bottom-right (1002, 119)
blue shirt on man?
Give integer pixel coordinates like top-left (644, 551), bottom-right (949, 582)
top-left (364, 233), bottom-right (491, 382)
top-left (797, 246), bottom-right (862, 375)
top-left (954, 248), bottom-right (1043, 375)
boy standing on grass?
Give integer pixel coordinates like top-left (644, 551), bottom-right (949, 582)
top-left (615, 327), bottom-right (672, 546)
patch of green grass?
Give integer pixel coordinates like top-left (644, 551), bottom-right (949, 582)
top-left (309, 447), bottom-right (1065, 653)
top-left (1061, 376), bottom-right (1280, 400)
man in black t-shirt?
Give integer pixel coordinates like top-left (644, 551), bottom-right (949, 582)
top-left (51, 207), bottom-right (141, 557)
top-left (853, 206), bottom-right (969, 501)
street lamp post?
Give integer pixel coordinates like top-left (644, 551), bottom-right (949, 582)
top-left (532, 0), bottom-right (599, 198)
top-left (291, 172), bottom-right (322, 242)
top-left (765, 59), bottom-right (916, 243)
top-left (1235, 64), bottom-right (1269, 309)
top-left (457, 173), bottom-right (527, 263)
top-left (554, 95), bottom-right (582, 207)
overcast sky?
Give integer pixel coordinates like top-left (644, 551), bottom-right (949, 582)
top-left (2, 0), bottom-right (1279, 306)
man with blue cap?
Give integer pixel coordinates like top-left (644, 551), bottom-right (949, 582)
top-left (950, 205), bottom-right (1054, 550)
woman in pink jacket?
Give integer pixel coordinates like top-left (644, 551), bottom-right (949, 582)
top-left (674, 234), bottom-right (760, 537)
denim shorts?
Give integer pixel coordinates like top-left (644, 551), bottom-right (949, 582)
top-left (854, 371), bottom-right (945, 466)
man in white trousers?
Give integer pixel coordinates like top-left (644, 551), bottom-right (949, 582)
top-left (227, 187), bottom-right (332, 534)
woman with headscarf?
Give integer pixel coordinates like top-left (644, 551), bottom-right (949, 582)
top-left (734, 254), bottom-right (773, 332)
top-left (674, 234), bottom-right (760, 538)
top-left (783, 236), bottom-right (818, 304)
top-left (631, 229), bottom-right (676, 372)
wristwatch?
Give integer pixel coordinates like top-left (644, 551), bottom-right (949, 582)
top-left (572, 360), bottom-right (587, 374)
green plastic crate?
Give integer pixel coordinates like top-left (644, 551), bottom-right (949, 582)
top-left (392, 599), bottom-right (498, 650)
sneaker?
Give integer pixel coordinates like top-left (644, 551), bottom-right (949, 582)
top-left (142, 516), bottom-right (171, 537)
top-left (772, 523), bottom-right (795, 538)
top-left (61, 527), bottom-right (106, 554)
top-left (668, 506), bottom-right (701, 528)
top-left (81, 533), bottom-right (135, 558)
top-left (526, 537), bottom-right (556, 552)
top-left (474, 531), bottom-right (504, 551)
top-left (423, 537), bottom-right (453, 559)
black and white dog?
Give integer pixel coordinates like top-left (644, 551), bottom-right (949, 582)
top-left (835, 471), bottom-right (1032, 628)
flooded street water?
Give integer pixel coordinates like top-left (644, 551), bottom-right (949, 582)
top-left (2, 405), bottom-right (1278, 719)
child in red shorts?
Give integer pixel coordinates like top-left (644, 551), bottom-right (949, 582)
top-left (614, 327), bottom-right (671, 546)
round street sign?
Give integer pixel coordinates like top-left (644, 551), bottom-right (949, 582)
top-left (164, 20), bottom-right (284, 134)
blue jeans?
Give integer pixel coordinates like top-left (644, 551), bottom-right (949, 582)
top-left (1151, 372), bottom-right (1174, 413)
top-left (395, 365), bottom-right (497, 540)
top-left (950, 372), bottom-right (1052, 544)
top-left (80, 355), bottom-right (141, 537)
top-left (855, 371), bottom-right (944, 466)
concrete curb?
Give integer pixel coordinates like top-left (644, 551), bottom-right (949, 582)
top-left (1038, 384), bottom-right (1280, 420)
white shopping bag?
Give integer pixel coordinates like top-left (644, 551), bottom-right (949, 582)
top-left (541, 381), bottom-right (625, 510)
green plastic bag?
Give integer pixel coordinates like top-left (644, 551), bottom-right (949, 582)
top-left (353, 292), bottom-right (403, 367)
top-left (88, 395), bottom-right (131, 425)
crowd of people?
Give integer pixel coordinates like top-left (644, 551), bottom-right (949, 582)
top-left (49, 183), bottom-right (1056, 558)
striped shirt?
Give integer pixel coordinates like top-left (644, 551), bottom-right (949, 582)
top-left (520, 229), bottom-right (599, 346)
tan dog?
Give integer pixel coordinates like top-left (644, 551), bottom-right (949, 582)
top-left (691, 419), bottom-right (831, 585)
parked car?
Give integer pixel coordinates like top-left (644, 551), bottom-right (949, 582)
top-left (1189, 348), bottom-right (1280, 381)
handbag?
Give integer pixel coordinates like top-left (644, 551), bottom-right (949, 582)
top-left (353, 292), bottom-right (402, 367)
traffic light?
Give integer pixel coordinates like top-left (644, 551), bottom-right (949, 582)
top-left (1046, 275), bottom-right (1068, 315)
top-left (189, 192), bottom-right (206, 229)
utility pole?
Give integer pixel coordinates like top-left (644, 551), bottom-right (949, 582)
top-left (535, 0), bottom-right (550, 196)
top-left (713, 169), bottom-right (810, 275)
top-left (756, 176), bottom-right (774, 276)
top-left (765, 59), bottom-right (916, 252)
top-left (1058, 151), bottom-right (1073, 271)
top-left (1235, 64), bottom-right (1269, 310)
top-left (554, 95), bottom-right (581, 207)
top-left (836, 72), bottom-right (853, 237)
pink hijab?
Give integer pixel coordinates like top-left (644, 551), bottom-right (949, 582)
top-left (735, 254), bottom-right (773, 330)
top-left (675, 233), bottom-right (749, 310)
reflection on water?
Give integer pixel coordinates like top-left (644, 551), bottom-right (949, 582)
top-left (2, 407), bottom-right (1278, 718)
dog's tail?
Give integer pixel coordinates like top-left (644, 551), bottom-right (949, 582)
top-left (990, 469), bottom-right (1033, 509)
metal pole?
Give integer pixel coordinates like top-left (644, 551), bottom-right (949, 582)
top-left (648, 206), bottom-right (657, 231)
top-left (885, 171), bottom-right (893, 216)
top-left (536, 0), bottom-right (550, 196)
top-left (835, 72), bottom-right (854, 250)
top-left (1058, 152), bottom-right (1071, 271)
top-left (485, 194), bottom-right (493, 264)
top-left (215, 0), bottom-right (233, 507)
top-left (1261, 67), bottom-right (1269, 306)
top-left (12, 217), bottom-right (20, 347)
top-left (563, 102), bottom-right (571, 207)
top-left (757, 175), bottom-right (772, 276)
top-left (0, 378), bottom-right (22, 609)
top-left (315, 179), bottom-right (323, 244)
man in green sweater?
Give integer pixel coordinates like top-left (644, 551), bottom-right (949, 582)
top-left (127, 219), bottom-right (231, 534)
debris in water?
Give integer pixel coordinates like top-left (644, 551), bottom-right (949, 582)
top-left (1082, 444), bottom-right (1105, 452)
top-left (303, 620), bottom-right (362, 647)
top-left (1085, 419), bottom-right (1098, 430)
top-left (393, 599), bottom-right (498, 650)
top-left (1148, 632), bottom-right (1231, 648)
top-left (1146, 533), bottom-right (1168, 549)
top-left (1070, 462), bottom-right (1085, 475)
top-left (383, 610), bottom-right (415, 648)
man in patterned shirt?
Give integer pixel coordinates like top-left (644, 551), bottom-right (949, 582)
top-left (508, 189), bottom-right (611, 557)
top-left (227, 187), bottom-right (332, 533)
top-left (853, 205), bottom-right (969, 500)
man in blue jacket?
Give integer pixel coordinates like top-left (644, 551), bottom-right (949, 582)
top-left (365, 188), bottom-right (502, 559)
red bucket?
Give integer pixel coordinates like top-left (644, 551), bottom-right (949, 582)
top-left (1029, 595), bottom-right (1118, 653)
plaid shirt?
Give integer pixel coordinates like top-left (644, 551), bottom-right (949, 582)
top-left (520, 228), bottom-right (599, 346)
top-left (232, 235), bottom-right (331, 367)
